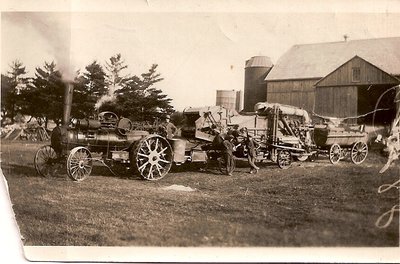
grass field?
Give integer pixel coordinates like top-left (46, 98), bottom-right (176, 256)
top-left (1, 141), bottom-right (399, 246)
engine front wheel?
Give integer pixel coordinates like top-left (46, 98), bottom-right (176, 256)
top-left (66, 147), bottom-right (93, 181)
top-left (131, 135), bottom-right (173, 181)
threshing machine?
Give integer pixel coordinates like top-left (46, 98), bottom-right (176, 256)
top-left (180, 102), bottom-right (317, 169)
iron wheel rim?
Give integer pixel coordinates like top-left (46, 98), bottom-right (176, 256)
top-left (329, 143), bottom-right (341, 164)
top-left (133, 135), bottom-right (173, 181)
top-left (34, 145), bottom-right (58, 177)
top-left (351, 141), bottom-right (368, 165)
top-left (67, 147), bottom-right (93, 181)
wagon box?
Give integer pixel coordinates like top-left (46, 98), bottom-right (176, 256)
top-left (313, 124), bottom-right (368, 164)
top-left (314, 126), bottom-right (367, 147)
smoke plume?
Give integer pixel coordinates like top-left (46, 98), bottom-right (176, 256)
top-left (15, 12), bottom-right (76, 81)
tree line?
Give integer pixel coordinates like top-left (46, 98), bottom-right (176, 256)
top-left (1, 54), bottom-right (174, 128)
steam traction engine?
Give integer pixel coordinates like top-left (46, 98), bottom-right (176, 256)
top-left (35, 112), bottom-right (174, 181)
top-left (34, 83), bottom-right (174, 181)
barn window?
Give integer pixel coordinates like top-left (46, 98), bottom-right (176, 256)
top-left (352, 67), bottom-right (361, 82)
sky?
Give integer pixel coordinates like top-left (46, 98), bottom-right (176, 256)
top-left (2, 4), bottom-right (400, 110)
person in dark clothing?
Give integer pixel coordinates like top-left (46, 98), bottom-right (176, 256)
top-left (211, 128), bottom-right (235, 176)
top-left (221, 137), bottom-right (235, 176)
top-left (240, 127), bottom-right (260, 174)
top-left (227, 125), bottom-right (240, 144)
top-left (159, 115), bottom-right (177, 139)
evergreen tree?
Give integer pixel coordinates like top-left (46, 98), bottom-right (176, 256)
top-left (1, 74), bottom-right (12, 125)
top-left (25, 61), bottom-right (65, 128)
top-left (139, 64), bottom-right (174, 121)
top-left (73, 60), bottom-right (108, 118)
top-left (109, 64), bottom-right (174, 122)
top-left (84, 60), bottom-right (108, 98)
top-left (1, 60), bottom-right (29, 124)
top-left (104, 53), bottom-right (129, 96)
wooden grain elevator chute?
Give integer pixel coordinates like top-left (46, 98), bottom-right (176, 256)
top-left (243, 56), bottom-right (273, 112)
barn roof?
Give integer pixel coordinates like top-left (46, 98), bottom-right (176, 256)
top-left (266, 37), bottom-right (400, 81)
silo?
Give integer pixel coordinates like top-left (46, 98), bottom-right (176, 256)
top-left (244, 56), bottom-right (273, 112)
top-left (235, 90), bottom-right (243, 112)
top-left (216, 90), bottom-right (237, 110)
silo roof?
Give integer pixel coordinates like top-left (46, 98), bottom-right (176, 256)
top-left (245, 56), bottom-right (273, 68)
top-left (266, 37), bottom-right (400, 81)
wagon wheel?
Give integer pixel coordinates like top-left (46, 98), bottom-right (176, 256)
top-left (34, 145), bottom-right (59, 177)
top-left (295, 154), bottom-right (308, 162)
top-left (277, 150), bottom-right (292, 169)
top-left (218, 154), bottom-right (236, 175)
top-left (329, 143), bottom-right (342, 164)
top-left (131, 135), bottom-right (173, 181)
top-left (351, 141), bottom-right (368, 165)
top-left (66, 146), bottom-right (93, 181)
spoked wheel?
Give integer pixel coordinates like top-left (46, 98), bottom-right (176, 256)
top-left (131, 135), bottom-right (173, 181)
top-left (329, 143), bottom-right (342, 164)
top-left (277, 150), bottom-right (292, 169)
top-left (34, 145), bottom-right (59, 177)
top-left (66, 147), bottom-right (93, 181)
top-left (351, 141), bottom-right (368, 165)
top-left (295, 154), bottom-right (309, 162)
top-left (218, 154), bottom-right (236, 175)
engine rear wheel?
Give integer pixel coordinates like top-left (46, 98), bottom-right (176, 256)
top-left (351, 141), bottom-right (368, 165)
top-left (131, 135), bottom-right (173, 181)
top-left (34, 145), bottom-right (59, 177)
top-left (66, 147), bottom-right (93, 181)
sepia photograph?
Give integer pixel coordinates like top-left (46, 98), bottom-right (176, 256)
top-left (1, 0), bottom-right (399, 262)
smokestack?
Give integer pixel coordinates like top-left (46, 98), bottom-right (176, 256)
top-left (62, 82), bottom-right (74, 126)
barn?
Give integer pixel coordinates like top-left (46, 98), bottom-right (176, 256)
top-left (263, 37), bottom-right (400, 124)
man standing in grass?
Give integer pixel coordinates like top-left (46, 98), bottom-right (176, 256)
top-left (212, 127), bottom-right (235, 176)
top-left (240, 127), bottom-right (260, 174)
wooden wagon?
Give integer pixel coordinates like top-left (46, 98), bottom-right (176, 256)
top-left (313, 125), bottom-right (368, 164)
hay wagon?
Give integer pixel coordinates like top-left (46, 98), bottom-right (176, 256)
top-left (313, 125), bottom-right (368, 164)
